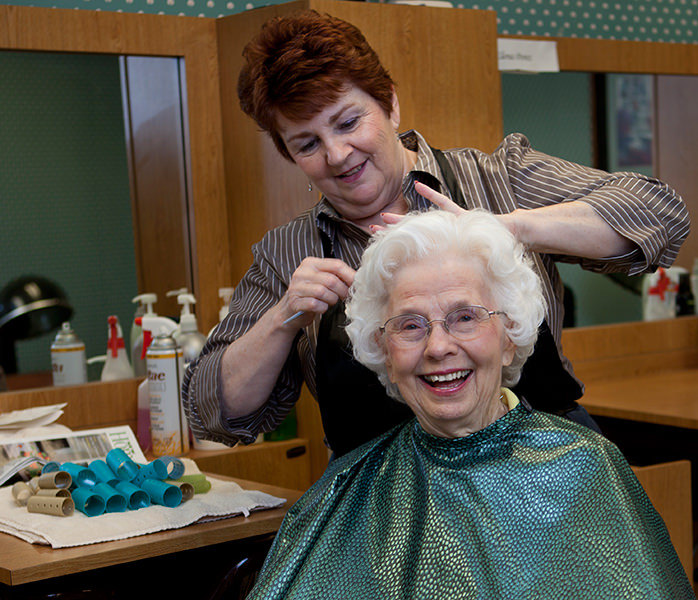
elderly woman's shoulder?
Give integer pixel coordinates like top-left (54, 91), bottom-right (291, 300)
top-left (526, 409), bottom-right (634, 474)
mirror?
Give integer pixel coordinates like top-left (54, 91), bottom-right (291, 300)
top-left (0, 6), bottom-right (231, 390)
top-left (499, 36), bottom-right (698, 328)
top-left (0, 51), bottom-right (196, 386)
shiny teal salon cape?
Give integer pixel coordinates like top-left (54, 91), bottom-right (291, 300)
top-left (247, 400), bottom-right (695, 599)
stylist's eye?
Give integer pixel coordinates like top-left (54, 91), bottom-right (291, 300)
top-left (339, 116), bottom-right (359, 131)
top-left (298, 138), bottom-right (318, 153)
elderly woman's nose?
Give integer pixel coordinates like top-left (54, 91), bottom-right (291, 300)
top-left (423, 321), bottom-right (457, 356)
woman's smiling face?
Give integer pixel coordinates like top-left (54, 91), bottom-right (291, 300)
top-left (382, 254), bottom-right (516, 439)
top-left (276, 85), bottom-right (409, 229)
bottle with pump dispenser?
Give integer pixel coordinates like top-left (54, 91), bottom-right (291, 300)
top-left (142, 315), bottom-right (189, 457)
top-left (135, 316), bottom-right (151, 452)
top-left (51, 322), bottom-right (87, 386)
top-left (101, 316), bottom-right (134, 381)
top-left (130, 293), bottom-right (157, 378)
top-left (173, 293), bottom-right (207, 368)
top-left (218, 287), bottom-right (235, 322)
top-left (208, 287), bottom-right (235, 337)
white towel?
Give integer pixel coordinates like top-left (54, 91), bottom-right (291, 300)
top-left (0, 477), bottom-right (285, 548)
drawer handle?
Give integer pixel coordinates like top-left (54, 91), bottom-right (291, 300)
top-left (286, 446), bottom-right (306, 459)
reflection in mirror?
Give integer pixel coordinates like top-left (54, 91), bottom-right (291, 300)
top-left (501, 71), bottom-right (697, 328)
top-left (0, 51), bottom-right (192, 390)
top-left (0, 51), bottom-right (137, 388)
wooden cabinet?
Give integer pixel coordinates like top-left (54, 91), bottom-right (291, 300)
top-left (189, 438), bottom-right (311, 491)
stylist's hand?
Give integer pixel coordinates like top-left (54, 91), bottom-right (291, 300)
top-left (281, 257), bottom-right (356, 329)
top-left (372, 181), bottom-right (466, 234)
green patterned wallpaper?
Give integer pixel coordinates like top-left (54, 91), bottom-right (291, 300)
top-left (1, 0), bottom-right (697, 44)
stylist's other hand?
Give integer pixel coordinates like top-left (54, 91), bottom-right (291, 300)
top-left (281, 257), bottom-right (356, 328)
top-left (370, 181), bottom-right (467, 234)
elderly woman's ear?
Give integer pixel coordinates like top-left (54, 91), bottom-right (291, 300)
top-left (501, 335), bottom-right (516, 369)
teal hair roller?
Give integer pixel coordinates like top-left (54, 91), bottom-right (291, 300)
top-left (71, 487), bottom-right (106, 517)
top-left (61, 463), bottom-right (97, 488)
top-left (139, 478), bottom-right (182, 508)
top-left (115, 481), bottom-right (151, 510)
top-left (89, 459), bottom-right (119, 485)
top-left (92, 483), bottom-right (128, 512)
top-left (106, 448), bottom-right (139, 481)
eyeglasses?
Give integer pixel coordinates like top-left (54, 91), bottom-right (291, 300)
top-left (380, 305), bottom-right (506, 347)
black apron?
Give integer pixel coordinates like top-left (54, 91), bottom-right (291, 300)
top-left (314, 148), bottom-right (582, 456)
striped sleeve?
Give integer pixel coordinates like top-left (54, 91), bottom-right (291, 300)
top-left (499, 133), bottom-right (690, 274)
top-left (182, 211), bottom-right (324, 446)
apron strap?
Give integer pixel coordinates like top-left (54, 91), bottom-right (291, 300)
top-left (314, 229), bottom-right (413, 456)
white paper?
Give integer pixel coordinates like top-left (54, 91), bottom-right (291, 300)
top-left (0, 425), bottom-right (146, 486)
top-left (497, 38), bottom-right (559, 73)
top-left (0, 403), bottom-right (66, 429)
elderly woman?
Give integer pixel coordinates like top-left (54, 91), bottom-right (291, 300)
top-left (182, 10), bottom-right (689, 457)
top-left (245, 210), bottom-right (693, 599)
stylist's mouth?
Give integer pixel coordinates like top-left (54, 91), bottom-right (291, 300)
top-left (337, 161), bottom-right (366, 181)
top-left (421, 370), bottom-right (471, 389)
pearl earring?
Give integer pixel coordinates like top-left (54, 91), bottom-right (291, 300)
top-left (308, 180), bottom-right (313, 192)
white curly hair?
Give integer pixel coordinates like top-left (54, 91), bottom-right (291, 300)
top-left (345, 209), bottom-right (546, 401)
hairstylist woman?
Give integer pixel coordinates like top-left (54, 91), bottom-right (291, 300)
top-left (182, 10), bottom-right (689, 457)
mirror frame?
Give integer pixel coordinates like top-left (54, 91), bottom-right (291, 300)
top-left (512, 35), bottom-right (698, 76)
top-left (0, 5), bottom-right (231, 331)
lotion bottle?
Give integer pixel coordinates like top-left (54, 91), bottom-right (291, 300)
top-left (173, 293), bottom-right (207, 368)
top-left (101, 315), bottom-right (134, 381)
top-left (207, 286), bottom-right (236, 337)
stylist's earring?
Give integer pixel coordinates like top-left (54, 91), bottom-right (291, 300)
top-left (308, 180), bottom-right (313, 192)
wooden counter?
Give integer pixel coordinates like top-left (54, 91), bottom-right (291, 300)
top-left (580, 368), bottom-right (698, 430)
top-left (0, 477), bottom-right (302, 587)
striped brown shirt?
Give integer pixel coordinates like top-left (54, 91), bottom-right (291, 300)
top-left (182, 131), bottom-right (689, 446)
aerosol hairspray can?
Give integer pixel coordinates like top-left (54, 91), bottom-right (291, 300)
top-left (51, 322), bottom-right (87, 386)
top-left (144, 318), bottom-right (189, 457)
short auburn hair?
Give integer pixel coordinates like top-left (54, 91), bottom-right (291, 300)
top-left (237, 10), bottom-right (396, 161)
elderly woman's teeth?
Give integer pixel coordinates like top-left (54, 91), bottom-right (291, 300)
top-left (423, 370), bottom-right (470, 385)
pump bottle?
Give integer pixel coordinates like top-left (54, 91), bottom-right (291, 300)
top-left (130, 293), bottom-right (157, 377)
top-left (208, 287), bottom-right (235, 337)
top-left (101, 316), bottom-right (134, 381)
top-left (173, 293), bottom-right (207, 368)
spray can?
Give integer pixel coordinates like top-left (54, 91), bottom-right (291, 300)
top-left (143, 316), bottom-right (189, 457)
top-left (51, 322), bottom-right (87, 386)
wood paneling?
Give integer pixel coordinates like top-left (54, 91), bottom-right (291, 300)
top-left (632, 461), bottom-right (693, 581)
top-left (190, 438), bottom-right (312, 491)
top-left (0, 378), bottom-right (141, 433)
top-left (561, 315), bottom-right (698, 382)
top-left (503, 35), bottom-right (698, 76)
